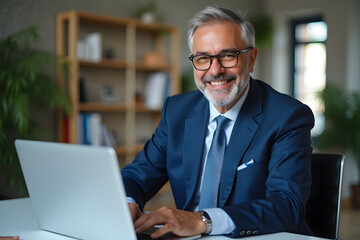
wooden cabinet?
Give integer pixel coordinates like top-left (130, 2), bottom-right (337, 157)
top-left (56, 10), bottom-right (180, 167)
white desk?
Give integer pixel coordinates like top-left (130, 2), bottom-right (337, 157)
top-left (0, 198), bottom-right (330, 240)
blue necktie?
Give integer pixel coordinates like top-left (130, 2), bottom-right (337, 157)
top-left (199, 115), bottom-right (230, 209)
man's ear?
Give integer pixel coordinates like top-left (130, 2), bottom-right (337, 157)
top-left (249, 47), bottom-right (258, 73)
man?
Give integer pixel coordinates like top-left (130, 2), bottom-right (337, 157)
top-left (122, 6), bottom-right (314, 239)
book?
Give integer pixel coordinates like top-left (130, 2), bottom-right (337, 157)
top-left (101, 125), bottom-right (116, 147)
top-left (90, 113), bottom-right (102, 146)
top-left (85, 32), bottom-right (102, 62)
top-left (63, 117), bottom-right (69, 143)
top-left (76, 40), bottom-right (86, 60)
top-left (82, 113), bottom-right (91, 145)
top-left (79, 77), bottom-right (88, 102)
top-left (80, 113), bottom-right (102, 145)
top-left (144, 72), bottom-right (169, 109)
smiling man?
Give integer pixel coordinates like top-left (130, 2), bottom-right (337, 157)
top-left (122, 6), bottom-right (315, 239)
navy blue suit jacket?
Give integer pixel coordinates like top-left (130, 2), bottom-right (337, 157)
top-left (122, 78), bottom-right (314, 237)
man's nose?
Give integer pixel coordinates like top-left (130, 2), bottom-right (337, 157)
top-left (208, 57), bottom-right (225, 75)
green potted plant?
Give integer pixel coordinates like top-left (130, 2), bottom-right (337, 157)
top-left (315, 83), bottom-right (360, 208)
top-left (0, 26), bottom-right (70, 197)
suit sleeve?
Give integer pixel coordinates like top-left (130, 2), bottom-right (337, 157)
top-left (222, 103), bottom-right (314, 238)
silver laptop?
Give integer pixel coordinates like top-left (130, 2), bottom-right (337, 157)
top-left (15, 140), bottom-right (200, 240)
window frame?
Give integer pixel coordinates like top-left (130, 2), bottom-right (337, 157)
top-left (290, 16), bottom-right (327, 97)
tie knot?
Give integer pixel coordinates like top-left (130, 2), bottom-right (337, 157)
top-left (215, 115), bottom-right (229, 131)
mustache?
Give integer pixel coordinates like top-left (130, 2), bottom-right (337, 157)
top-left (202, 73), bottom-right (237, 83)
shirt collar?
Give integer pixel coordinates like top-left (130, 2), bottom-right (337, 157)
top-left (208, 83), bottom-right (250, 123)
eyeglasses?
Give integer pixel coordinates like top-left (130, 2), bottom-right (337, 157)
top-left (189, 47), bottom-right (253, 71)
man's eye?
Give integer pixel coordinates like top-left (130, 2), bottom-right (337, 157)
top-left (221, 53), bottom-right (236, 60)
top-left (196, 56), bottom-right (209, 63)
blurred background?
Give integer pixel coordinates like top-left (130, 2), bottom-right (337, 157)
top-left (1, 0), bottom-right (359, 238)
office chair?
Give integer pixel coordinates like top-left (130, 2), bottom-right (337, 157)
top-left (305, 153), bottom-right (345, 240)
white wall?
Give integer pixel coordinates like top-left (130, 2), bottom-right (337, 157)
top-left (346, 0), bottom-right (360, 93)
top-left (265, 0), bottom-right (360, 199)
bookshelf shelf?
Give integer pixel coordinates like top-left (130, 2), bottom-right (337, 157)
top-left (79, 102), bottom-right (128, 112)
top-left (135, 103), bottom-right (162, 113)
top-left (135, 62), bottom-right (170, 72)
top-left (79, 59), bottom-right (127, 69)
top-left (78, 102), bottom-right (161, 113)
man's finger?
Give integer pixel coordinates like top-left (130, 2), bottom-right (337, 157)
top-left (150, 224), bottom-right (173, 239)
top-left (135, 212), bottom-right (164, 234)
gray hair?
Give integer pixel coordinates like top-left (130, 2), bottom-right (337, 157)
top-left (187, 6), bottom-right (255, 52)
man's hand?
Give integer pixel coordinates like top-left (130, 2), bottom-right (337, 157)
top-left (128, 203), bottom-right (143, 221)
top-left (0, 237), bottom-right (19, 240)
top-left (134, 206), bottom-right (206, 239)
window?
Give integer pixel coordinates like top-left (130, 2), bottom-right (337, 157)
top-left (291, 17), bottom-right (327, 135)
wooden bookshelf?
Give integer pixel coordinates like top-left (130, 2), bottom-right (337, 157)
top-left (56, 10), bottom-right (180, 165)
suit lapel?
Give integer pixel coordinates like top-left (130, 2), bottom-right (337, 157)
top-left (218, 79), bottom-right (263, 207)
top-left (182, 96), bottom-right (209, 210)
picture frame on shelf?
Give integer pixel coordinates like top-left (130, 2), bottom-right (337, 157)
top-left (101, 84), bottom-right (116, 104)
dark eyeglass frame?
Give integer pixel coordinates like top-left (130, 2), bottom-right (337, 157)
top-left (189, 46), bottom-right (253, 71)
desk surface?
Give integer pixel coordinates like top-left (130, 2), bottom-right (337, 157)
top-left (0, 198), bottom-right (330, 240)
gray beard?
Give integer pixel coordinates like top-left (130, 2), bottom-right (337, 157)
top-left (196, 57), bottom-right (250, 107)
top-left (202, 82), bottom-right (241, 107)
top-left (196, 74), bottom-right (250, 107)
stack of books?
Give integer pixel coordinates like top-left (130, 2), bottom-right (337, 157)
top-left (77, 113), bottom-right (116, 147)
top-left (77, 32), bottom-right (102, 62)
